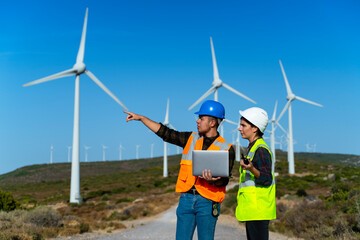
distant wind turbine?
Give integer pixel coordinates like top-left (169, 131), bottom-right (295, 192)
top-left (163, 98), bottom-right (176, 177)
top-left (102, 145), bottom-right (108, 161)
top-left (229, 120), bottom-right (241, 162)
top-left (136, 145), bottom-right (140, 160)
top-left (188, 37), bottom-right (256, 136)
top-left (276, 60), bottom-right (323, 174)
top-left (67, 146), bottom-right (72, 163)
top-left (150, 143), bottom-right (154, 159)
top-left (22, 8), bottom-right (128, 204)
top-left (84, 145), bottom-right (91, 162)
top-left (50, 145), bottom-right (54, 164)
top-left (119, 143), bottom-right (125, 160)
top-left (267, 101), bottom-right (286, 173)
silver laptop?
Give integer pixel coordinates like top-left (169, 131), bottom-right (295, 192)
top-left (192, 150), bottom-right (229, 177)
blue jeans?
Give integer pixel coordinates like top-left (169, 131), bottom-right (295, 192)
top-left (176, 193), bottom-right (220, 240)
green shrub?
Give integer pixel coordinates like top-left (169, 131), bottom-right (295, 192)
top-left (296, 189), bottom-right (307, 197)
top-left (23, 206), bottom-right (62, 227)
top-left (101, 194), bottom-right (109, 201)
top-left (0, 190), bottom-right (21, 212)
top-left (332, 183), bottom-right (350, 194)
top-left (116, 198), bottom-right (134, 204)
top-left (79, 222), bottom-right (90, 233)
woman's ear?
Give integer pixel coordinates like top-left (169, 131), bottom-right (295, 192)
top-left (251, 126), bottom-right (258, 134)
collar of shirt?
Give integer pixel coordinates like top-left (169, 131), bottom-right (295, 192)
top-left (202, 132), bottom-right (220, 150)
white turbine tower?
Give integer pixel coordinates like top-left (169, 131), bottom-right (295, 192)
top-left (188, 37), bottom-right (256, 136)
top-left (268, 101), bottom-right (278, 168)
top-left (267, 101), bottom-right (286, 173)
top-left (22, 9), bottom-right (128, 204)
top-left (231, 124), bottom-right (241, 162)
top-left (102, 145), bottom-right (108, 161)
top-left (119, 143), bottom-right (125, 160)
top-left (276, 60), bottom-right (323, 174)
top-left (67, 146), bottom-right (72, 163)
top-left (50, 145), bottom-right (54, 164)
top-left (163, 98), bottom-right (176, 178)
top-left (84, 145), bottom-right (91, 162)
top-left (136, 145), bottom-right (140, 160)
top-left (150, 143), bottom-right (154, 159)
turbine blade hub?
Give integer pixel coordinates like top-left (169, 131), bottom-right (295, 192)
top-left (73, 62), bottom-right (86, 74)
top-left (212, 79), bottom-right (222, 88)
top-left (287, 93), bottom-right (296, 101)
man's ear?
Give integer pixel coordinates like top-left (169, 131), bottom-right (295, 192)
top-left (210, 119), bottom-right (217, 128)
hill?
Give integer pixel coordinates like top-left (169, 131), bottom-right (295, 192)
top-left (0, 151), bottom-right (360, 239)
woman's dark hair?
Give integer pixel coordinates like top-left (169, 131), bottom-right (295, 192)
top-left (241, 117), bottom-right (264, 138)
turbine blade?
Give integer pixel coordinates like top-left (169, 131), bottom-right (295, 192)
top-left (223, 118), bottom-right (238, 126)
top-left (276, 121), bottom-right (288, 136)
top-left (188, 86), bottom-right (216, 110)
top-left (85, 70), bottom-right (128, 110)
top-left (165, 98), bottom-right (170, 123)
top-left (276, 100), bottom-right (291, 123)
top-left (23, 68), bottom-right (76, 87)
top-left (295, 96), bottom-right (323, 107)
top-left (271, 100), bottom-right (278, 121)
top-left (210, 37), bottom-right (220, 82)
top-left (222, 83), bottom-right (256, 104)
top-left (76, 8), bottom-right (88, 63)
top-left (279, 60), bottom-right (293, 96)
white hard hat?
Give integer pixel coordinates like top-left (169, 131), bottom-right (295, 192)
top-left (239, 107), bottom-right (269, 133)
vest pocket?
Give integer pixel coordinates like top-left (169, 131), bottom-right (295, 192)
top-left (179, 160), bottom-right (192, 181)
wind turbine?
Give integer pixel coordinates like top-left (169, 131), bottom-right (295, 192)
top-left (267, 101), bottom-right (287, 173)
top-left (119, 143), bottom-right (125, 160)
top-left (84, 145), bottom-right (91, 162)
top-left (67, 146), bottom-right (72, 163)
top-left (102, 145), bottom-right (108, 161)
top-left (50, 145), bottom-right (54, 164)
top-left (136, 145), bottom-right (140, 160)
top-left (231, 126), bottom-right (241, 162)
top-left (276, 60), bottom-right (323, 174)
top-left (188, 37), bottom-right (256, 136)
top-left (230, 120), bottom-right (241, 162)
top-left (22, 9), bottom-right (128, 204)
top-left (163, 98), bottom-right (176, 178)
top-left (150, 143), bottom-right (154, 159)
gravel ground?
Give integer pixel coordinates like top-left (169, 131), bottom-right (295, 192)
top-left (54, 204), bottom-right (291, 240)
top-left (53, 183), bottom-right (293, 240)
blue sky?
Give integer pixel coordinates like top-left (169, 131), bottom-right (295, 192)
top-left (1, 0), bottom-right (359, 174)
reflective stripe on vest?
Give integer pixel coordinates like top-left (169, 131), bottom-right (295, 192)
top-left (175, 132), bottom-right (232, 203)
top-left (236, 138), bottom-right (276, 221)
top-left (239, 143), bottom-right (275, 189)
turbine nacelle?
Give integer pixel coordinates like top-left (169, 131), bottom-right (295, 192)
top-left (286, 93), bottom-right (296, 101)
top-left (212, 79), bottom-right (222, 88)
top-left (73, 62), bottom-right (86, 75)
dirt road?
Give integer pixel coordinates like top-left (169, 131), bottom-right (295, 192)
top-left (54, 183), bottom-right (290, 240)
top-left (55, 204), bottom-right (289, 240)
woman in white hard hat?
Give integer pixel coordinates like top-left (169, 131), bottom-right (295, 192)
top-left (235, 107), bottom-right (276, 240)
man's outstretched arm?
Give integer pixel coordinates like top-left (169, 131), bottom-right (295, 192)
top-left (124, 111), bottom-right (161, 133)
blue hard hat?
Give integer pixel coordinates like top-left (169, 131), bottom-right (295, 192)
top-left (195, 100), bottom-right (225, 119)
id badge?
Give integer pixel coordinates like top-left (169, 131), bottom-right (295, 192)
top-left (212, 202), bottom-right (220, 217)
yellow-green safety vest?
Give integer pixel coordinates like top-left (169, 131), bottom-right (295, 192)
top-left (235, 138), bottom-right (276, 221)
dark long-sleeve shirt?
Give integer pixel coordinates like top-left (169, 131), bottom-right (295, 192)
top-left (246, 139), bottom-right (273, 186)
top-left (156, 123), bottom-right (235, 186)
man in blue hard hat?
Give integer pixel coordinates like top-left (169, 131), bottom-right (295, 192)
top-left (124, 100), bottom-right (235, 240)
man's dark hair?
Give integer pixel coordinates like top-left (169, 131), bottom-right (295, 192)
top-left (203, 115), bottom-right (222, 129)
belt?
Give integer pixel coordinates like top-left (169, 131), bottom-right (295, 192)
top-left (186, 188), bottom-right (200, 195)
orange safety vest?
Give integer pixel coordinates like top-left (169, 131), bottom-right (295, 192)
top-left (175, 132), bottom-right (232, 203)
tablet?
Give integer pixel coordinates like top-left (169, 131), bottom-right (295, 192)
top-left (192, 150), bottom-right (229, 177)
